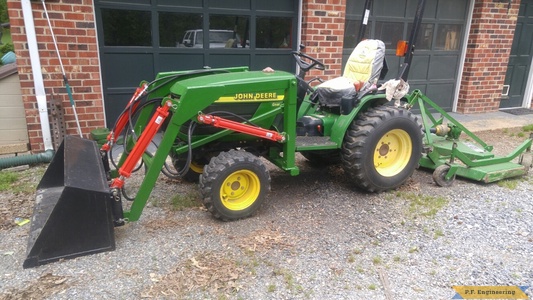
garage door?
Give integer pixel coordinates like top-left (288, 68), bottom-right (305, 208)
top-left (343, 0), bottom-right (469, 111)
top-left (501, 0), bottom-right (533, 109)
top-left (94, 0), bottom-right (299, 125)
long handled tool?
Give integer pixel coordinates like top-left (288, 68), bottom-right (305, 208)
top-left (41, 0), bottom-right (83, 137)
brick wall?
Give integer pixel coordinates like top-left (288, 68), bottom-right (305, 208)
top-left (6, 0), bottom-right (525, 154)
top-left (301, 0), bottom-right (346, 82)
top-left (7, 0), bottom-right (104, 152)
top-left (456, 0), bottom-right (519, 113)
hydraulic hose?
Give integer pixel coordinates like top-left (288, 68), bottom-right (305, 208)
top-left (0, 150), bottom-right (54, 170)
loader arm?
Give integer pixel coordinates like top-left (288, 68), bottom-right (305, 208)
top-left (122, 70), bottom-right (299, 221)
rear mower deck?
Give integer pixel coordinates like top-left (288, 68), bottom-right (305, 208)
top-left (407, 90), bottom-right (532, 186)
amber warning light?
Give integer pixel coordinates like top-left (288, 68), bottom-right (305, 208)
top-left (396, 40), bottom-right (408, 57)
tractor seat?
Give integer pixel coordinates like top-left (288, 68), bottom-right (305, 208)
top-left (315, 39), bottom-right (386, 107)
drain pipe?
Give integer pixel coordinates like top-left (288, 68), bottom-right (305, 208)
top-left (0, 0), bottom-right (55, 169)
top-left (0, 151), bottom-right (54, 169)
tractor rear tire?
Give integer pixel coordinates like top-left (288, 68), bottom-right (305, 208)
top-left (341, 106), bottom-right (422, 192)
top-left (199, 149), bottom-right (270, 221)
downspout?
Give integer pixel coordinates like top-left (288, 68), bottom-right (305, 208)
top-left (0, 0), bottom-right (55, 169)
top-left (296, 0), bottom-right (303, 75)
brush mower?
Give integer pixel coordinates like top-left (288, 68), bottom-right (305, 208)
top-left (23, 0), bottom-right (532, 268)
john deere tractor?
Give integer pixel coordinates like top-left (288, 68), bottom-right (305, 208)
top-left (23, 0), bottom-right (531, 268)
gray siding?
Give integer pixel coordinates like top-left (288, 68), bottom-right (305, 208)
top-left (0, 70), bottom-right (29, 146)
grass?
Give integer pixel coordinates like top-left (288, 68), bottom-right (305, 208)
top-left (0, 166), bottom-right (45, 194)
top-left (523, 124), bottom-right (533, 132)
top-left (273, 268), bottom-right (298, 292)
top-left (347, 254), bottom-right (356, 263)
top-left (394, 191), bottom-right (449, 218)
top-left (348, 248), bottom-right (363, 263)
top-left (0, 171), bottom-right (19, 191)
top-left (433, 229), bottom-right (444, 239)
top-left (496, 174), bottom-right (533, 190)
top-left (170, 191), bottom-right (200, 211)
top-left (496, 179), bottom-right (520, 190)
top-left (408, 246), bottom-right (419, 254)
top-left (1, 28), bottom-right (11, 45)
top-left (506, 124), bottom-right (533, 138)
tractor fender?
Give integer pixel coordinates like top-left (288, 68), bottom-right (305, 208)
top-left (329, 93), bottom-right (389, 144)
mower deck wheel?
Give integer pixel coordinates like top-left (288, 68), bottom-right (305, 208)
top-left (519, 152), bottom-right (533, 174)
top-left (432, 164), bottom-right (455, 187)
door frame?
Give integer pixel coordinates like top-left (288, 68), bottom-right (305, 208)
top-left (524, 57), bottom-right (533, 108)
top-left (452, 0), bottom-right (474, 112)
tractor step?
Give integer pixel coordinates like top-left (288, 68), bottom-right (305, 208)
top-left (295, 136), bottom-right (338, 151)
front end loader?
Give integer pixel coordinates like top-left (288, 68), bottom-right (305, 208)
top-left (23, 0), bottom-right (531, 268)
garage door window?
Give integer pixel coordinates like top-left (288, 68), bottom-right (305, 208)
top-left (159, 12), bottom-right (202, 48)
top-left (407, 23), bottom-right (435, 50)
top-left (209, 15), bottom-right (250, 48)
top-left (435, 24), bottom-right (461, 51)
top-left (375, 22), bottom-right (403, 48)
top-left (257, 17), bottom-right (293, 49)
top-left (101, 9), bottom-right (151, 47)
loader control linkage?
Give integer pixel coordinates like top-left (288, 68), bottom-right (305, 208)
top-left (197, 113), bottom-right (286, 142)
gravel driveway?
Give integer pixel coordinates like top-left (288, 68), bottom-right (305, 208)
top-left (1, 127), bottom-right (532, 300)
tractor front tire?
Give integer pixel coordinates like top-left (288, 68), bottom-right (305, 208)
top-left (341, 106), bottom-right (422, 192)
top-left (199, 149), bottom-right (270, 221)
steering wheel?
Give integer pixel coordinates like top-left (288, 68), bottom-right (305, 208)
top-left (291, 50), bottom-right (325, 72)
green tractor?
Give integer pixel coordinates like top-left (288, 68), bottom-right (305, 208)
top-left (23, 41), bottom-right (422, 268)
top-left (23, 0), bottom-right (531, 268)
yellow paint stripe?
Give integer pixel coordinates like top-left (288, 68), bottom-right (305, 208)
top-left (216, 95), bottom-right (285, 103)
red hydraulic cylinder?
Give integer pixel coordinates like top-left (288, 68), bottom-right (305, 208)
top-left (197, 114), bottom-right (285, 142)
top-left (110, 101), bottom-right (172, 189)
top-left (101, 84), bottom-right (147, 151)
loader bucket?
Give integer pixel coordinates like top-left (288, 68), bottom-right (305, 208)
top-left (23, 135), bottom-right (115, 269)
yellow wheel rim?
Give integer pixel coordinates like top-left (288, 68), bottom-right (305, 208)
top-left (220, 170), bottom-right (260, 211)
top-left (190, 161), bottom-right (204, 174)
top-left (373, 129), bottom-right (412, 177)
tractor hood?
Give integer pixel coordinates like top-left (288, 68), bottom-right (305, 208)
top-left (170, 70), bottom-right (295, 99)
top-left (164, 71), bottom-right (297, 124)
top-left (168, 70), bottom-right (297, 124)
